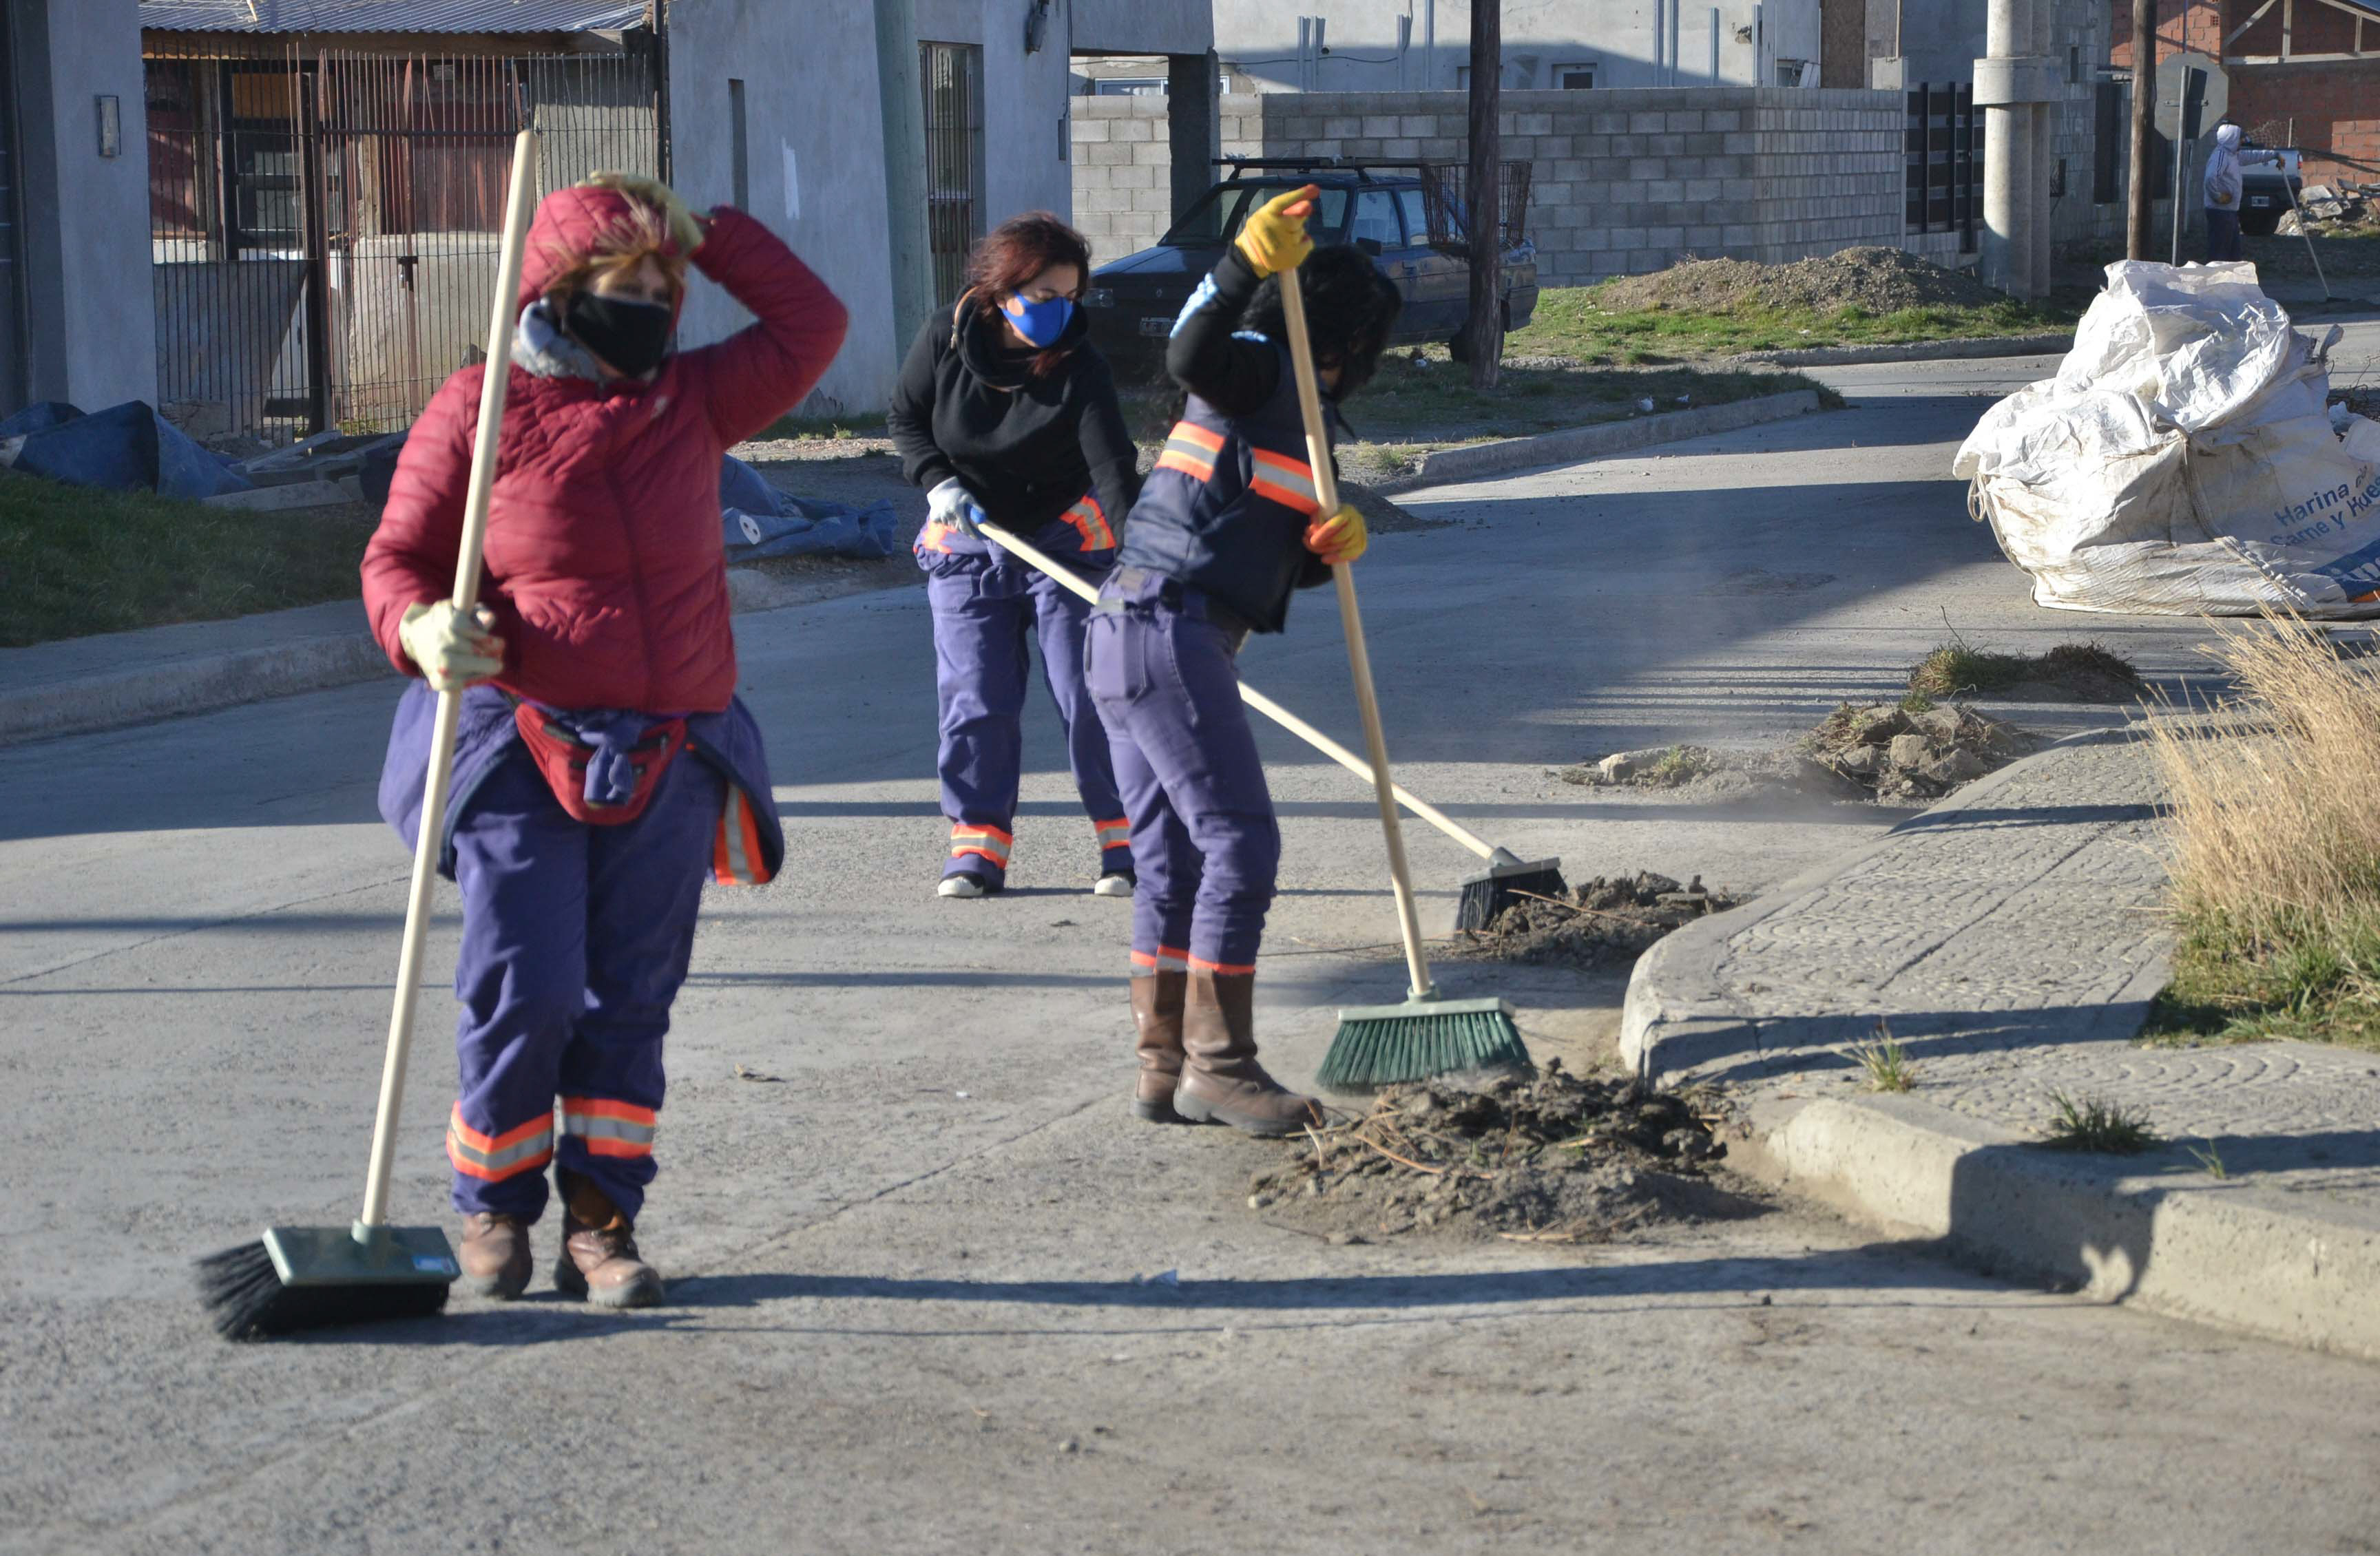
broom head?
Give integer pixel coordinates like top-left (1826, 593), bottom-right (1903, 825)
top-left (197, 1223), bottom-right (458, 1341)
top-left (1454, 850), bottom-right (1565, 932)
top-left (1317, 993), bottom-right (1527, 1090)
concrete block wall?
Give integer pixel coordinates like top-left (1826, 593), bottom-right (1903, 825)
top-left (1069, 95), bottom-right (1176, 258)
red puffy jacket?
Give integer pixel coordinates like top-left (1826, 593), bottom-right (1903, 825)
top-left (361, 189), bottom-right (848, 713)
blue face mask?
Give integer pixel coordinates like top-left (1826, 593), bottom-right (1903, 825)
top-left (1002, 292), bottom-right (1075, 348)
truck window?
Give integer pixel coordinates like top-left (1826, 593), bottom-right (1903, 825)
top-left (1350, 189), bottom-right (1402, 250)
top-left (1395, 188), bottom-right (1428, 246)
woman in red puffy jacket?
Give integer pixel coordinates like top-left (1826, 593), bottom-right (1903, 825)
top-left (361, 173), bottom-right (846, 1309)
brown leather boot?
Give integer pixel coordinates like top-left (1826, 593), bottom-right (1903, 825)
top-left (1175, 970), bottom-right (1321, 1137)
top-left (1131, 970), bottom-right (1189, 1123)
top-left (554, 1173), bottom-right (664, 1309)
top-left (457, 1212), bottom-right (532, 1301)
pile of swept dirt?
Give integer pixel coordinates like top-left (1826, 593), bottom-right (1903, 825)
top-left (1339, 479), bottom-right (1436, 534)
top-left (1558, 744), bottom-right (1859, 803)
top-left (1806, 702), bottom-right (2033, 802)
top-left (1450, 872), bottom-right (1735, 970)
top-left (1597, 246), bottom-right (2005, 316)
top-left (1249, 1060), bottom-right (1750, 1243)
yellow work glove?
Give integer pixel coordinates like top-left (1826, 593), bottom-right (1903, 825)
top-left (397, 600), bottom-right (505, 692)
top-left (1235, 185), bottom-right (1318, 277)
top-left (585, 170), bottom-right (707, 253)
top-left (1305, 501), bottom-right (1367, 567)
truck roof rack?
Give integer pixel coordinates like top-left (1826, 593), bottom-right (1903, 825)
top-left (1210, 156), bottom-right (1429, 180)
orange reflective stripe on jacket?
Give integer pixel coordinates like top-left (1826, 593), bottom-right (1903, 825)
top-left (1247, 448), bottom-right (1322, 516)
top-left (713, 784), bottom-right (772, 885)
top-left (1153, 420), bottom-right (1225, 483)
top-left (1058, 494), bottom-right (1118, 551)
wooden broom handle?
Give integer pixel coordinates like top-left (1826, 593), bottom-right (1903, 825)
top-left (359, 130), bottom-right (541, 1232)
top-left (1277, 268), bottom-right (1437, 1002)
top-left (972, 518), bottom-right (1498, 863)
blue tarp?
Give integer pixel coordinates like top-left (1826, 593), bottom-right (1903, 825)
top-left (718, 454), bottom-right (901, 563)
top-left (3, 400), bottom-right (253, 499)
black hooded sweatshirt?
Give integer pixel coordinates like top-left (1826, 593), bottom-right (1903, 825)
top-left (886, 295), bottom-right (1140, 537)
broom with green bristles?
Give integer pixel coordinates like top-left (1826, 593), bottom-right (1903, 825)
top-left (1273, 266), bottom-right (1528, 1090)
top-left (196, 128), bottom-right (543, 1340)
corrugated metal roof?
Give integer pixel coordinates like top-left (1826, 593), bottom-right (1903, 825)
top-left (139, 0), bottom-right (649, 33)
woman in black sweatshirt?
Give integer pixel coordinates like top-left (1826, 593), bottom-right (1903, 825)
top-left (887, 213), bottom-right (1142, 900)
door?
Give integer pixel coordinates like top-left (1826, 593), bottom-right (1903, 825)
top-left (1346, 187), bottom-right (1420, 342)
top-left (1395, 185), bottom-right (1464, 339)
top-left (919, 42), bottom-right (983, 309)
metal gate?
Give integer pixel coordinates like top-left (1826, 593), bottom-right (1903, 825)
top-left (145, 41), bottom-right (659, 445)
top-left (1905, 83), bottom-right (1981, 250)
top-left (920, 41), bottom-right (984, 308)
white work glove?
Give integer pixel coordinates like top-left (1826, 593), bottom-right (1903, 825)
top-left (397, 600), bottom-right (504, 691)
top-left (928, 476), bottom-right (988, 540)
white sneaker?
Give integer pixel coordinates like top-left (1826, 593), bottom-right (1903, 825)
top-left (1092, 872), bottom-right (1135, 898)
top-left (938, 874), bottom-right (990, 899)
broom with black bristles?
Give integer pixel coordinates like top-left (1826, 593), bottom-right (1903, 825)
top-left (198, 128), bottom-right (542, 1341)
top-left (1271, 265), bottom-right (1529, 1090)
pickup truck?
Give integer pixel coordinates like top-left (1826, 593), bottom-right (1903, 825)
top-left (1081, 162), bottom-right (1539, 380)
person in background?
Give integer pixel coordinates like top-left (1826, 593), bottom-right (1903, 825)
top-left (1088, 187), bottom-right (1401, 1137)
top-left (888, 213), bottom-right (1142, 901)
top-left (2204, 122), bottom-right (2282, 262)
top-left (362, 173), bottom-right (847, 1308)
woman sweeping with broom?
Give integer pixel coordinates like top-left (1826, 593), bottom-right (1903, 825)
top-left (358, 173), bottom-right (848, 1308)
top-left (1089, 187), bottom-right (1401, 1136)
top-left (887, 213), bottom-right (1142, 900)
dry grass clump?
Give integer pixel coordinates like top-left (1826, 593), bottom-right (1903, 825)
top-left (2145, 615), bottom-right (2380, 1050)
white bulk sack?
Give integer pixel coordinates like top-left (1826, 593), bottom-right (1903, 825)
top-left (1954, 261), bottom-right (2380, 616)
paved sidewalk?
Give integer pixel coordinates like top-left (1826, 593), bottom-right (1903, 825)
top-left (1623, 723), bottom-right (2380, 1359)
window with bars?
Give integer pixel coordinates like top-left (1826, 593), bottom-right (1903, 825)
top-left (920, 41), bottom-right (985, 309)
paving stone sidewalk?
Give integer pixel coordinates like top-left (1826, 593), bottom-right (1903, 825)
top-left (1622, 723), bottom-right (2380, 1357)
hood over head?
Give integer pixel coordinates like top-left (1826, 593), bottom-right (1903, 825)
top-left (517, 184), bottom-right (691, 327)
top-left (2215, 123), bottom-right (2244, 150)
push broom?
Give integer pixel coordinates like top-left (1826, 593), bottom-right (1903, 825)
top-left (197, 129), bottom-right (542, 1340)
top-left (977, 513), bottom-right (1561, 932)
top-left (1286, 264), bottom-right (1526, 1089)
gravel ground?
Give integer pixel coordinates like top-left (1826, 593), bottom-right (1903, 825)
top-left (1596, 246), bottom-right (2007, 315)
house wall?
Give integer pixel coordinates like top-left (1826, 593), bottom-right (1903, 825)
top-left (8, 0), bottom-right (156, 414)
top-left (1210, 0), bottom-right (1825, 93)
top-left (1074, 87), bottom-right (1966, 284)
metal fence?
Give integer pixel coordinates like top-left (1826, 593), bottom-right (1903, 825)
top-left (1905, 83), bottom-right (1981, 249)
top-left (145, 40), bottom-right (660, 445)
top-left (921, 41), bottom-right (985, 310)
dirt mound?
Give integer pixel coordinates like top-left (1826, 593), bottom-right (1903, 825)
top-left (1558, 744), bottom-right (1861, 804)
top-left (1249, 1060), bottom-right (1751, 1243)
top-left (1806, 701), bottom-right (2034, 802)
top-left (1339, 479), bottom-right (1436, 534)
top-left (1450, 871), bottom-right (1735, 970)
top-left (1597, 246), bottom-right (2004, 316)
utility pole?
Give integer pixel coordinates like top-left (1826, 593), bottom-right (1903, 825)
top-left (1463, 0), bottom-right (1501, 388)
top-left (874, 0), bottom-right (935, 359)
top-left (2126, 0), bottom-right (2153, 259)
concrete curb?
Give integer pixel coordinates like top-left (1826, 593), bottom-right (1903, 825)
top-left (1413, 388), bottom-right (1819, 483)
top-left (1724, 333), bottom-right (2074, 368)
top-left (1622, 726), bottom-right (2380, 1360)
top-left (0, 563), bottom-right (915, 748)
top-left (0, 631), bottom-right (396, 746)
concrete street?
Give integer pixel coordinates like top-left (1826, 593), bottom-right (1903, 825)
top-left (5, 334), bottom-right (2378, 1553)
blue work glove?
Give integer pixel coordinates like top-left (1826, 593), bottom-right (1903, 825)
top-left (928, 476), bottom-right (988, 541)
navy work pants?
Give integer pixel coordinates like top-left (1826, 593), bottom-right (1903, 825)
top-left (1085, 569), bottom-right (1280, 976)
top-left (443, 744), bottom-right (724, 1223)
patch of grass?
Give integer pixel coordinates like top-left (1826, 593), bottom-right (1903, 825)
top-left (1899, 690), bottom-right (1936, 714)
top-left (0, 473), bottom-right (375, 648)
top-left (1847, 1021), bottom-right (1918, 1092)
top-left (757, 410), bottom-right (888, 440)
top-left (2184, 1139), bottom-right (2231, 1180)
top-left (2144, 615), bottom-right (2380, 1055)
top-left (2042, 1091), bottom-right (2159, 1154)
top-left (1643, 744), bottom-right (1714, 785)
top-left (1504, 283), bottom-right (2079, 364)
top-left (1907, 638), bottom-right (2142, 698)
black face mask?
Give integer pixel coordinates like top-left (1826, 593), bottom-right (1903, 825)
top-left (564, 291), bottom-right (674, 378)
